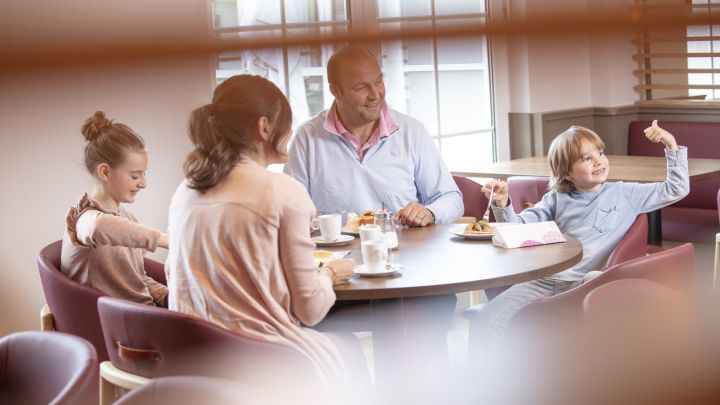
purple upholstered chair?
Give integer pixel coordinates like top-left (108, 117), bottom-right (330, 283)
top-left (38, 240), bottom-right (109, 362)
top-left (508, 242), bottom-right (694, 332)
top-left (582, 278), bottom-right (682, 321)
top-left (0, 331), bottom-right (98, 405)
top-left (453, 175), bottom-right (490, 221)
top-left (606, 213), bottom-right (649, 268)
top-left (97, 296), bottom-right (316, 403)
top-left (114, 376), bottom-right (265, 405)
top-left (37, 240), bottom-right (167, 362)
top-left (506, 176), bottom-right (549, 213)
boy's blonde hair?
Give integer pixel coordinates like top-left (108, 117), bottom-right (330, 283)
top-left (548, 126), bottom-right (606, 193)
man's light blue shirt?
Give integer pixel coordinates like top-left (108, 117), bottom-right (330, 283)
top-left (284, 108), bottom-right (464, 224)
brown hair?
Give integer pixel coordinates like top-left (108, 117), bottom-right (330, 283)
top-left (548, 126), bottom-right (606, 193)
top-left (184, 74), bottom-right (292, 193)
top-left (326, 45), bottom-right (378, 87)
top-left (81, 111), bottom-right (146, 175)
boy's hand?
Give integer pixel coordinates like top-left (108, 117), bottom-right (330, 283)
top-left (481, 180), bottom-right (509, 208)
top-left (644, 120), bottom-right (678, 151)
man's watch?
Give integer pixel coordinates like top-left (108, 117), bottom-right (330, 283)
top-left (427, 208), bottom-right (436, 224)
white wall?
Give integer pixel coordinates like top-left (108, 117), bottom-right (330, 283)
top-left (0, 0), bottom-right (214, 335)
top-left (491, 0), bottom-right (638, 159)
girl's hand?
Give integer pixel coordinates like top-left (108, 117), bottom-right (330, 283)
top-left (644, 120), bottom-right (678, 151)
top-left (481, 180), bottom-right (509, 208)
top-left (322, 258), bottom-right (355, 285)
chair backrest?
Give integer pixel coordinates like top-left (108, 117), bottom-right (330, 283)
top-left (97, 296), bottom-right (315, 387)
top-left (37, 241), bottom-right (168, 363)
top-left (510, 243), bottom-right (695, 329)
top-left (0, 331), bottom-right (98, 405)
top-left (606, 213), bottom-right (649, 268)
top-left (506, 176), bottom-right (549, 213)
top-left (582, 278), bottom-right (682, 321)
top-left (114, 376), bottom-right (264, 405)
top-left (452, 175), bottom-right (489, 220)
top-left (37, 240), bottom-right (109, 362)
top-left (143, 257), bottom-right (167, 286)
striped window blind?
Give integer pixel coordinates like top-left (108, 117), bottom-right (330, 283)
top-left (634, 0), bottom-right (720, 103)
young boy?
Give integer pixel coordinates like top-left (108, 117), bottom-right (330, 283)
top-left (468, 120), bottom-right (689, 350)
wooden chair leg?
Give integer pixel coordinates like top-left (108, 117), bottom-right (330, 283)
top-left (99, 361), bottom-right (151, 404)
top-left (469, 290), bottom-right (485, 305)
top-left (99, 371), bottom-right (116, 405)
top-left (40, 304), bottom-right (54, 331)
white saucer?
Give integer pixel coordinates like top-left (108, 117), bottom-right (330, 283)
top-left (311, 234), bottom-right (355, 247)
top-left (353, 263), bottom-right (403, 278)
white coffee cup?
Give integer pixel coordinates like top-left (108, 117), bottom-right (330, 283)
top-left (361, 240), bottom-right (388, 272)
top-left (359, 224), bottom-right (382, 242)
top-left (312, 214), bottom-right (342, 242)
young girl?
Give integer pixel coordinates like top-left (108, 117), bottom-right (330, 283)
top-left (61, 111), bottom-right (168, 306)
top-left (469, 120), bottom-right (689, 348)
top-left (165, 75), bottom-right (365, 388)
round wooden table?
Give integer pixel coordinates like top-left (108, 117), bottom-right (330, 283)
top-left (332, 223), bottom-right (583, 300)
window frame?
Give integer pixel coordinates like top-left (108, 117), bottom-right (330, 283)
top-left (210, 0), bottom-right (497, 170)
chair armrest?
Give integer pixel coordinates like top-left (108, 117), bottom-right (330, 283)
top-left (143, 257), bottom-right (167, 286)
top-left (40, 304), bottom-right (54, 331)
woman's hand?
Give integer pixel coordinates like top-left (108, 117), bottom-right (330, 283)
top-left (644, 120), bottom-right (678, 151)
top-left (158, 233), bottom-right (169, 249)
top-left (481, 180), bottom-right (509, 208)
top-left (322, 258), bottom-right (355, 285)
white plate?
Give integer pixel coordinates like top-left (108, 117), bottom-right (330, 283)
top-left (353, 263), bottom-right (403, 278)
top-left (311, 234), bottom-right (355, 247)
top-left (450, 223), bottom-right (496, 240)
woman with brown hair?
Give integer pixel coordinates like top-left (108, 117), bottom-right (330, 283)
top-left (61, 111), bottom-right (168, 306)
top-left (166, 75), bottom-right (365, 387)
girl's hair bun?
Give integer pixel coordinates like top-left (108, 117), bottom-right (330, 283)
top-left (81, 111), bottom-right (112, 142)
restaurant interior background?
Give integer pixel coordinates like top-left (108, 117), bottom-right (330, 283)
top-left (0, 0), bottom-right (717, 336)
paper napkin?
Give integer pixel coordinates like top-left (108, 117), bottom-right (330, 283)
top-left (491, 221), bottom-right (566, 249)
top-left (313, 250), bottom-right (350, 267)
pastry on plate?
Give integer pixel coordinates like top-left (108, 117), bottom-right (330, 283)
top-left (358, 209), bottom-right (375, 226)
top-left (464, 220), bottom-right (493, 234)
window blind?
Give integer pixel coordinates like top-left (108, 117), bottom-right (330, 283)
top-left (633, 0), bottom-right (720, 103)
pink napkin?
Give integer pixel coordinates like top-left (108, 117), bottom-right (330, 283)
top-left (491, 221), bottom-right (566, 249)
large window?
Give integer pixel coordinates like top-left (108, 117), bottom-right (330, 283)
top-left (212, 0), bottom-right (494, 171)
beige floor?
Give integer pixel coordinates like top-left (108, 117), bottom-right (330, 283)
top-left (356, 240), bottom-right (718, 378)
